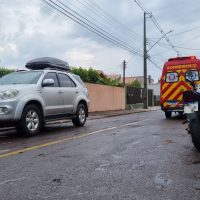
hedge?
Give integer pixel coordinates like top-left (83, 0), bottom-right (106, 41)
top-left (0, 67), bottom-right (15, 78)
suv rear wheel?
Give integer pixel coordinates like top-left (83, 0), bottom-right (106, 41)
top-left (16, 104), bottom-right (43, 136)
top-left (72, 103), bottom-right (87, 127)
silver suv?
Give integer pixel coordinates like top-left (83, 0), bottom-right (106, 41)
top-left (0, 58), bottom-right (89, 136)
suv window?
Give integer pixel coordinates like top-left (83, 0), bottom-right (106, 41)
top-left (43, 72), bottom-right (59, 87)
top-left (72, 74), bottom-right (86, 87)
top-left (58, 73), bottom-right (76, 87)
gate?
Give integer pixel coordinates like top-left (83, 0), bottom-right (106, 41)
top-left (148, 89), bottom-right (153, 106)
top-left (126, 86), bottom-right (154, 106)
top-left (126, 87), bottom-right (143, 104)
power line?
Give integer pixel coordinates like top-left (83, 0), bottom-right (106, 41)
top-left (148, 58), bottom-right (162, 70)
top-left (41, 0), bottom-right (143, 56)
top-left (84, 0), bottom-right (142, 42)
top-left (34, 0), bottom-right (56, 15)
top-left (134, 0), bottom-right (181, 56)
top-left (150, 39), bottom-right (200, 51)
top-left (57, 0), bottom-right (141, 53)
top-left (38, 1), bottom-right (163, 73)
top-left (149, 55), bottom-right (166, 63)
top-left (35, 1), bottom-right (140, 74)
top-left (63, 0), bottom-right (141, 47)
top-left (171, 25), bottom-right (200, 37)
top-left (177, 33), bottom-right (200, 46)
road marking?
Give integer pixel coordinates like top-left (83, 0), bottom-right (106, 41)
top-left (118, 119), bottom-right (149, 128)
top-left (0, 177), bottom-right (25, 185)
top-left (0, 119), bottom-right (149, 159)
top-left (0, 149), bottom-right (10, 154)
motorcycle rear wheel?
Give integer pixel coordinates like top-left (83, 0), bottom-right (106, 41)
top-left (189, 119), bottom-right (200, 151)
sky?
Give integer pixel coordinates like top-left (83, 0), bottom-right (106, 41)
top-left (0, 0), bottom-right (200, 82)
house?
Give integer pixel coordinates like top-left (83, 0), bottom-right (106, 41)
top-left (148, 82), bottom-right (160, 105)
top-left (148, 82), bottom-right (160, 96)
top-left (120, 75), bottom-right (154, 86)
top-left (107, 74), bottom-right (121, 80)
top-left (98, 70), bottom-right (155, 88)
top-left (97, 70), bottom-right (107, 79)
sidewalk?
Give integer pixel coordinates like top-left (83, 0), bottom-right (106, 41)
top-left (88, 106), bottom-right (160, 120)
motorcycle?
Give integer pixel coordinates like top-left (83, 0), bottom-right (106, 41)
top-left (183, 70), bottom-right (200, 151)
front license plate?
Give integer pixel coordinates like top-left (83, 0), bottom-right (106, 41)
top-left (184, 101), bottom-right (198, 113)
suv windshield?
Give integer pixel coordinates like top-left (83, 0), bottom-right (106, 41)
top-left (0, 71), bottom-right (43, 85)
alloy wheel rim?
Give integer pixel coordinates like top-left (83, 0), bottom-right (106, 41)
top-left (26, 110), bottom-right (39, 132)
top-left (79, 108), bottom-right (86, 124)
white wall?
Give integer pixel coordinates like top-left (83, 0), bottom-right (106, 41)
top-left (148, 83), bottom-right (160, 96)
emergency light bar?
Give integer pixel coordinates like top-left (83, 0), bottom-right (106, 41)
top-left (168, 56), bottom-right (196, 62)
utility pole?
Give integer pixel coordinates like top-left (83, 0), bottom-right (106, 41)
top-left (123, 60), bottom-right (126, 87)
top-left (143, 12), bottom-right (148, 109)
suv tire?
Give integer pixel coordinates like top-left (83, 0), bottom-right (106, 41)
top-left (72, 103), bottom-right (87, 127)
top-left (16, 104), bottom-right (43, 136)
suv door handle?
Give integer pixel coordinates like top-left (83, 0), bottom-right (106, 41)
top-left (58, 90), bottom-right (63, 94)
top-left (75, 90), bottom-right (79, 93)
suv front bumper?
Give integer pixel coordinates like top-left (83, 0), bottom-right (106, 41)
top-left (0, 100), bottom-right (22, 122)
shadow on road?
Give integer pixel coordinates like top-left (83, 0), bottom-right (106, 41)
top-left (168, 113), bottom-right (186, 120)
top-left (0, 123), bottom-right (85, 148)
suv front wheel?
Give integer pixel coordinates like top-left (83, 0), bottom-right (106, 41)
top-left (16, 104), bottom-right (43, 136)
top-left (72, 104), bottom-right (87, 127)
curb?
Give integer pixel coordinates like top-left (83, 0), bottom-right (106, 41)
top-left (88, 108), bottom-right (160, 120)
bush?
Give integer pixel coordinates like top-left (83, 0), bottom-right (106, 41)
top-left (87, 68), bottom-right (100, 83)
top-left (130, 80), bottom-right (142, 88)
top-left (0, 67), bottom-right (15, 77)
top-left (71, 67), bottom-right (88, 82)
top-left (98, 77), bottom-right (122, 87)
top-left (71, 66), bottom-right (122, 87)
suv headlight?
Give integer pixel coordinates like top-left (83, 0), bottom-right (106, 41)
top-left (0, 90), bottom-right (19, 99)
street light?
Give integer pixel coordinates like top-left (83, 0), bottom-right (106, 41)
top-left (147, 30), bottom-right (174, 52)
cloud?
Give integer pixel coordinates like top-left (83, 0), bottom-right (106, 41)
top-left (1, 0), bottom-right (200, 81)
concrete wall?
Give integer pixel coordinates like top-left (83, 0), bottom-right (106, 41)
top-left (85, 83), bottom-right (125, 112)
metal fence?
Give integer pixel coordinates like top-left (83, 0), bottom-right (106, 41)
top-left (127, 87), bottom-right (143, 104)
top-left (126, 86), bottom-right (156, 106)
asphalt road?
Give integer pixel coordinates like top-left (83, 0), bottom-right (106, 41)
top-left (0, 110), bottom-right (200, 200)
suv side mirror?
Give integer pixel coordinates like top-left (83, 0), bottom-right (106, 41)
top-left (42, 79), bottom-right (55, 87)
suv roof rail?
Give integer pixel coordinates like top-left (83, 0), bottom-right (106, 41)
top-left (16, 70), bottom-right (27, 72)
top-left (45, 67), bottom-right (70, 72)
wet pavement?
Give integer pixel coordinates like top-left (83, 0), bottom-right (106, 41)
top-left (0, 109), bottom-right (200, 200)
top-left (88, 106), bottom-right (160, 119)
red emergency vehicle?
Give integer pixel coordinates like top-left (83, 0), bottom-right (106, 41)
top-left (160, 56), bottom-right (200, 118)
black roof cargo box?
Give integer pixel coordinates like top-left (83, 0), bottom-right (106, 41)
top-left (25, 57), bottom-right (70, 71)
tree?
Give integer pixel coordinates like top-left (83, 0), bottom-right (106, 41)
top-left (87, 68), bottom-right (100, 83)
top-left (71, 67), bottom-right (88, 82)
top-left (71, 66), bottom-right (122, 87)
top-left (130, 80), bottom-right (142, 88)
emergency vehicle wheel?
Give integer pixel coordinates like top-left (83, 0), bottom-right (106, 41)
top-left (165, 111), bottom-right (172, 119)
